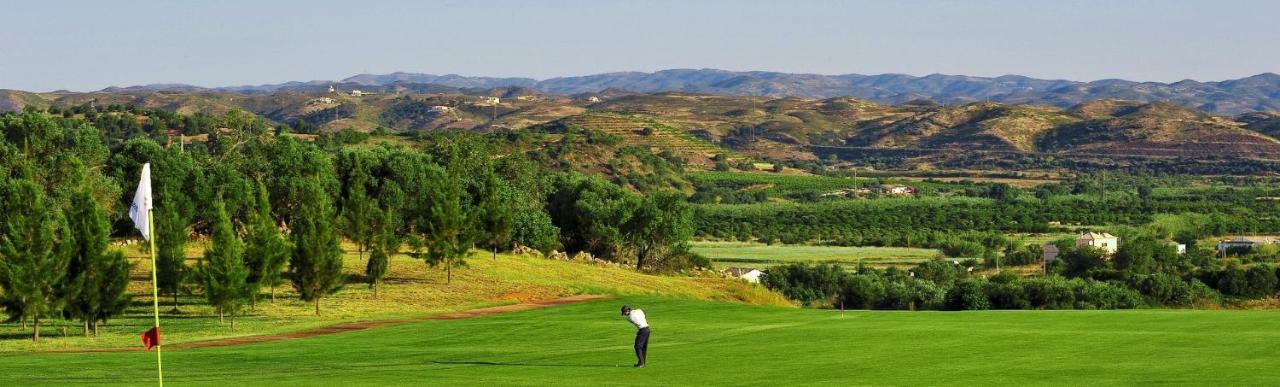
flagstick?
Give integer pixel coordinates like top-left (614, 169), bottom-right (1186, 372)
top-left (148, 209), bottom-right (164, 387)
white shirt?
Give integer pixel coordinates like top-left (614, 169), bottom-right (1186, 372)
top-left (626, 309), bottom-right (649, 329)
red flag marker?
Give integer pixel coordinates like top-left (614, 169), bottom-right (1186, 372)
top-left (142, 327), bottom-right (161, 351)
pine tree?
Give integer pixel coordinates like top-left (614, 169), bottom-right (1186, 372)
top-left (196, 200), bottom-right (249, 328)
top-left (423, 167), bottom-right (479, 284)
top-left (289, 181), bottom-right (345, 315)
top-left (364, 205), bottom-right (399, 299)
top-left (61, 188), bottom-right (131, 336)
top-left (244, 181), bottom-right (288, 305)
top-left (339, 153), bottom-right (376, 262)
top-left (88, 251), bottom-right (131, 336)
top-left (0, 179), bottom-right (72, 342)
top-left (155, 203), bottom-right (189, 312)
top-left (479, 173), bottom-right (514, 261)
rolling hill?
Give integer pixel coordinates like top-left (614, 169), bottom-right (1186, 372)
top-left (7, 85), bottom-right (1280, 169)
top-left (56, 69), bottom-right (1280, 115)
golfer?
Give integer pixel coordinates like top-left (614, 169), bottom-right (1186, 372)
top-left (621, 305), bottom-right (649, 367)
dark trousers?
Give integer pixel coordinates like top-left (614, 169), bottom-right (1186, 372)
top-left (634, 327), bottom-right (650, 365)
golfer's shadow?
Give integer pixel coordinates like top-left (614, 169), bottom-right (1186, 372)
top-left (430, 360), bottom-right (617, 368)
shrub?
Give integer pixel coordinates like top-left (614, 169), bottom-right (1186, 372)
top-left (945, 279), bottom-right (991, 310)
top-left (909, 280), bottom-right (947, 310)
top-left (1244, 265), bottom-right (1278, 298)
top-left (1061, 246), bottom-right (1108, 278)
top-left (943, 240), bottom-right (985, 258)
top-left (875, 279), bottom-right (912, 310)
top-left (1212, 265), bottom-right (1250, 297)
top-left (1132, 273), bottom-right (1194, 306)
top-left (840, 274), bottom-right (885, 309)
top-left (1074, 281), bottom-right (1143, 310)
top-left (986, 281), bottom-right (1030, 309)
top-left (1021, 277), bottom-right (1076, 309)
top-left (913, 259), bottom-right (962, 287)
top-left (761, 263), bottom-right (845, 307)
top-left (1188, 279), bottom-right (1222, 305)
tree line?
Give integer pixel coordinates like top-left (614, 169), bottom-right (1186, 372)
top-left (0, 107), bottom-right (698, 342)
top-left (763, 232), bottom-right (1280, 310)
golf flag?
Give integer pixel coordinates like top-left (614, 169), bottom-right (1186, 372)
top-left (129, 163), bottom-right (154, 241)
top-left (132, 162), bottom-right (165, 386)
top-left (141, 327), bottom-right (161, 350)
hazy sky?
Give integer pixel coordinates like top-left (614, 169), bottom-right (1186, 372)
top-left (3, 0), bottom-right (1278, 91)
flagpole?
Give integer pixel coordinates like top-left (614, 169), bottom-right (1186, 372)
top-left (148, 209), bottom-right (164, 387)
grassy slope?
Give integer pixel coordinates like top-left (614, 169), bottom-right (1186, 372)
top-left (6, 297), bottom-right (1280, 386)
top-left (0, 245), bottom-right (784, 352)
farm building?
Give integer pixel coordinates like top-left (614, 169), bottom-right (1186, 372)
top-left (1076, 232), bottom-right (1119, 255)
top-left (479, 96), bottom-right (500, 105)
top-left (1042, 244), bottom-right (1060, 263)
top-left (725, 267), bottom-right (763, 283)
top-left (1216, 237), bottom-right (1276, 255)
top-left (821, 188), bottom-right (873, 198)
top-left (877, 184), bottom-right (916, 196)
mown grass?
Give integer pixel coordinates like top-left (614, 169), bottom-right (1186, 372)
top-left (0, 243), bottom-right (785, 352)
top-left (691, 241), bottom-right (942, 268)
top-left (6, 296), bottom-right (1280, 385)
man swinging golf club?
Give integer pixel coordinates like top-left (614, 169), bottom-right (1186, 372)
top-left (621, 305), bottom-right (649, 368)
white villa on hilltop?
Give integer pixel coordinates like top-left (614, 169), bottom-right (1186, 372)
top-left (1076, 232), bottom-right (1119, 255)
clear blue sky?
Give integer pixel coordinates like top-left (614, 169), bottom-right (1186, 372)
top-left (2, 0), bottom-right (1277, 91)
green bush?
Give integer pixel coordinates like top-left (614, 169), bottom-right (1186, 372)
top-left (945, 279), bottom-right (991, 310)
top-left (943, 240), bottom-right (985, 258)
top-left (1074, 281), bottom-right (1143, 310)
top-left (1021, 277), bottom-right (1076, 309)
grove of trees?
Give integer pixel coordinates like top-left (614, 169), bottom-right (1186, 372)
top-left (0, 106), bottom-right (699, 341)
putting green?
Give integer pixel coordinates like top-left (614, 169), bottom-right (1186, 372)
top-left (3, 297), bottom-right (1279, 385)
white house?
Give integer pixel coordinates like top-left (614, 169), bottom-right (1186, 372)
top-left (479, 96), bottom-right (500, 105)
top-left (1175, 243), bottom-right (1187, 254)
top-left (587, 96), bottom-right (602, 103)
top-left (429, 105), bottom-right (454, 113)
top-left (878, 184), bottom-right (916, 196)
top-left (725, 267), bottom-right (763, 284)
top-left (1076, 232), bottom-right (1119, 255)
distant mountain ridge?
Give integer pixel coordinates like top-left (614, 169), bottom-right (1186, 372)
top-left (94, 69), bottom-right (1280, 115)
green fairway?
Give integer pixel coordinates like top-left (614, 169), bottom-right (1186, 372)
top-left (691, 241), bottom-right (942, 268)
top-left (6, 297), bottom-right (1280, 386)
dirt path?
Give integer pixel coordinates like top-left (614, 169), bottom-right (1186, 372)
top-left (41, 294), bottom-right (610, 353)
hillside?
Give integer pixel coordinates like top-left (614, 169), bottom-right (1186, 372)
top-left (9, 86), bottom-right (1280, 170)
top-left (73, 69), bottom-right (1280, 115)
top-left (343, 69), bottom-right (1280, 115)
top-left (1037, 102), bottom-right (1280, 155)
top-left (853, 103), bottom-right (1079, 151)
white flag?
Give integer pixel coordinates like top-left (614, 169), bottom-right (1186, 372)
top-left (129, 163), bottom-right (154, 241)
